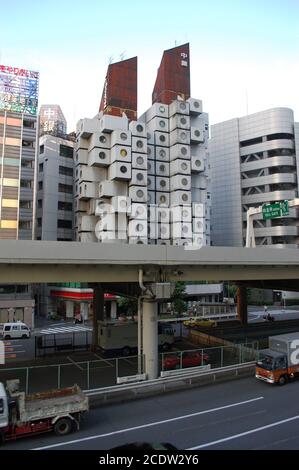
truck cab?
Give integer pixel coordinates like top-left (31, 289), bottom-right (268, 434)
top-left (256, 349), bottom-right (288, 384)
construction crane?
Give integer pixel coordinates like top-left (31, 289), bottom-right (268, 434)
top-left (246, 198), bottom-right (299, 248)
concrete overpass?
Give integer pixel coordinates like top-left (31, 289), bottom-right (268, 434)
top-left (1, 240), bottom-right (299, 380)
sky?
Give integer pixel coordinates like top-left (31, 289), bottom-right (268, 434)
top-left (0, 0), bottom-right (298, 132)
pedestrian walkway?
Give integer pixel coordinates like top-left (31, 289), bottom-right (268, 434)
top-left (39, 325), bottom-right (92, 335)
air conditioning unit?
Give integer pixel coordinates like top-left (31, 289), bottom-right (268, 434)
top-left (88, 148), bottom-right (110, 167)
top-left (190, 127), bottom-right (205, 143)
top-left (129, 203), bottom-right (147, 220)
top-left (129, 121), bottom-right (147, 138)
top-left (170, 129), bottom-right (190, 147)
top-left (132, 153), bottom-right (147, 170)
top-left (192, 202), bottom-right (204, 218)
top-left (191, 155), bottom-right (205, 173)
top-left (147, 191), bottom-right (156, 205)
top-left (156, 177), bottom-right (170, 192)
top-left (132, 136), bottom-right (147, 153)
top-left (128, 219), bottom-right (147, 238)
top-left (88, 132), bottom-right (111, 151)
top-left (169, 114), bottom-right (190, 132)
top-left (110, 145), bottom-right (132, 163)
top-left (171, 205), bottom-right (192, 222)
top-left (169, 100), bottom-right (190, 117)
top-left (147, 175), bottom-right (156, 190)
top-left (147, 144), bottom-right (155, 159)
top-left (75, 149), bottom-right (88, 165)
top-left (187, 98), bottom-right (203, 115)
top-left (154, 131), bottom-right (170, 147)
top-left (98, 180), bottom-right (128, 198)
top-left (129, 185), bottom-right (147, 203)
top-left (172, 222), bottom-right (192, 239)
top-left (130, 169), bottom-right (147, 186)
top-left (155, 161), bottom-right (170, 177)
top-left (170, 159), bottom-right (191, 176)
top-left (169, 144), bottom-right (191, 161)
top-left (111, 195), bottom-right (131, 213)
top-left (155, 146), bottom-right (170, 162)
top-left (146, 103), bottom-right (169, 122)
top-left (111, 130), bottom-right (131, 147)
top-left (170, 190), bottom-right (191, 206)
top-left (147, 117), bottom-right (169, 133)
top-left (156, 192), bottom-right (170, 207)
top-left (99, 114), bottom-right (128, 133)
top-left (108, 161), bottom-right (131, 181)
top-left (170, 175), bottom-right (191, 192)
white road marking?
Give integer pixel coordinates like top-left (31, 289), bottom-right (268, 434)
top-left (32, 396), bottom-right (264, 450)
top-left (188, 414), bottom-right (299, 449)
top-left (40, 326), bottom-right (92, 335)
top-left (67, 356), bottom-right (84, 371)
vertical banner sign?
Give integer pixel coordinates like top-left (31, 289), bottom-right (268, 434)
top-left (0, 65), bottom-right (39, 115)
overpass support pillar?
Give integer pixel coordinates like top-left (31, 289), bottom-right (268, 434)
top-left (91, 284), bottom-right (105, 349)
top-left (237, 285), bottom-right (248, 325)
top-left (142, 298), bottom-right (158, 380)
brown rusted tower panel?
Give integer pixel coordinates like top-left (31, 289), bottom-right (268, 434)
top-left (99, 56), bottom-right (137, 122)
top-left (152, 43), bottom-right (190, 105)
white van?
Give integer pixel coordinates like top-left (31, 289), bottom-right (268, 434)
top-left (0, 322), bottom-right (31, 340)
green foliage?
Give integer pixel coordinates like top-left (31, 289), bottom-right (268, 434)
top-left (171, 282), bottom-right (187, 316)
top-left (117, 296), bottom-right (138, 315)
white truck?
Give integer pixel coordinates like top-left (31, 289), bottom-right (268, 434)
top-left (0, 379), bottom-right (88, 443)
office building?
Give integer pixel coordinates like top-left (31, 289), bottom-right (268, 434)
top-left (39, 104), bottom-right (67, 137)
top-left (209, 108), bottom-right (299, 247)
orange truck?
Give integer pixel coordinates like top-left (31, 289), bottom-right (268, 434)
top-left (256, 332), bottom-right (299, 385)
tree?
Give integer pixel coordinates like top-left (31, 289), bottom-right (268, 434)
top-left (170, 282), bottom-right (187, 316)
top-left (117, 296), bottom-right (138, 316)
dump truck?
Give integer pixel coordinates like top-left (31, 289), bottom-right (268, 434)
top-left (256, 332), bottom-right (299, 385)
top-left (0, 379), bottom-right (88, 443)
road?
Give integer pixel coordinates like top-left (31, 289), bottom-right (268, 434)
top-left (3, 376), bottom-right (299, 450)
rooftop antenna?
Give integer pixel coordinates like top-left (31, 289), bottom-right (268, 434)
top-left (119, 51), bottom-right (126, 61)
top-left (175, 40), bottom-right (178, 47)
top-left (108, 56), bottom-right (114, 65)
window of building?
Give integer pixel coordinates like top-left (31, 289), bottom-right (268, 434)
top-left (38, 199), bottom-right (43, 208)
top-left (58, 183), bottom-right (73, 194)
top-left (2, 199), bottom-right (18, 208)
top-left (37, 218), bottom-right (42, 227)
top-left (20, 180), bottom-right (32, 188)
top-left (4, 137), bottom-right (21, 147)
top-left (0, 220), bottom-right (17, 229)
top-left (38, 181), bottom-right (43, 190)
top-left (4, 157), bottom-right (20, 166)
top-left (59, 144), bottom-right (73, 159)
top-left (23, 119), bottom-right (35, 129)
top-left (240, 136), bottom-right (263, 148)
top-left (267, 133), bottom-right (293, 141)
top-left (39, 145), bottom-right (44, 154)
top-left (19, 220), bottom-right (31, 230)
top-left (6, 117), bottom-right (22, 127)
top-left (58, 201), bottom-right (72, 211)
top-left (59, 165), bottom-right (73, 176)
top-left (2, 178), bottom-right (18, 187)
top-left (57, 219), bottom-right (72, 229)
top-left (57, 238), bottom-right (73, 241)
top-left (22, 140), bottom-right (34, 148)
top-left (19, 200), bottom-right (32, 209)
top-left (21, 160), bottom-right (33, 168)
top-left (39, 163), bottom-right (43, 172)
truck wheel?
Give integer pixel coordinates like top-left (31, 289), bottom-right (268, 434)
top-left (22, 334), bottom-right (28, 339)
top-left (278, 375), bottom-right (287, 385)
top-left (122, 346), bottom-right (131, 357)
top-left (54, 417), bottom-right (73, 436)
top-left (4, 335), bottom-right (10, 340)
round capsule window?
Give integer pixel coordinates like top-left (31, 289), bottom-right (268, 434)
top-left (182, 209), bottom-right (189, 218)
top-left (119, 200), bottom-right (127, 209)
top-left (159, 164), bottom-right (165, 172)
top-left (159, 105), bottom-right (166, 113)
top-left (147, 147), bottom-right (152, 155)
top-left (137, 189), bottom-right (144, 198)
top-left (181, 117), bottom-right (187, 125)
top-left (147, 132), bottom-right (151, 140)
top-left (159, 120), bottom-right (166, 128)
top-left (136, 124), bottom-right (144, 133)
top-left (181, 162), bottom-right (188, 171)
top-left (136, 172), bottom-right (144, 181)
top-left (194, 101), bottom-right (200, 108)
top-left (182, 178), bottom-right (188, 186)
top-left (195, 159), bottom-right (202, 167)
top-left (120, 165), bottom-right (127, 173)
top-left (182, 193), bottom-right (188, 202)
top-left (181, 132), bottom-right (187, 140)
top-left (136, 140), bottom-right (144, 148)
top-left (159, 134), bottom-right (166, 142)
top-left (136, 223), bottom-right (143, 232)
top-left (99, 135), bottom-right (107, 143)
top-left (99, 151), bottom-right (106, 159)
top-left (182, 225), bottom-right (188, 233)
top-left (160, 179), bottom-right (166, 188)
top-left (159, 149), bottom-right (166, 158)
top-left (161, 226), bottom-right (167, 234)
top-left (181, 146), bottom-right (187, 156)
top-left (120, 148), bottom-right (127, 157)
top-left (120, 132), bottom-right (127, 140)
top-left (194, 130), bottom-right (200, 137)
top-left (179, 102), bottom-right (186, 111)
top-left (137, 156), bottom-right (144, 165)
top-left (160, 195), bottom-right (166, 203)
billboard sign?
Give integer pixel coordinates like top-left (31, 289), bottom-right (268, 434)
top-left (0, 65), bottom-right (39, 115)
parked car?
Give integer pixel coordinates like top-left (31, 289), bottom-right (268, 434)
top-left (0, 322), bottom-right (31, 340)
top-left (183, 317), bottom-right (217, 328)
top-left (163, 351), bottom-right (210, 370)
